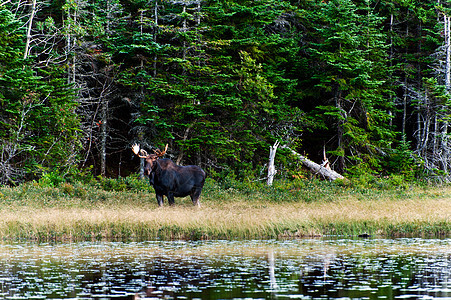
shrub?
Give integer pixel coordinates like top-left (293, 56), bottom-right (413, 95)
top-left (96, 175), bottom-right (152, 193)
top-left (38, 171), bottom-right (65, 187)
top-left (73, 184), bottom-right (88, 199)
top-left (123, 174), bottom-right (153, 192)
top-left (382, 137), bottom-right (423, 181)
top-left (61, 183), bottom-right (75, 195)
top-left (66, 166), bottom-right (96, 185)
top-left (98, 177), bottom-right (127, 192)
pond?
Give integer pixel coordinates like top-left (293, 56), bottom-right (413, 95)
top-left (0, 238), bottom-right (448, 300)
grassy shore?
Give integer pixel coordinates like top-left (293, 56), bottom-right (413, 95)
top-left (0, 177), bottom-right (449, 241)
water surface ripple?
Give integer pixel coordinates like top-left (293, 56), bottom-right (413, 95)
top-left (0, 238), bottom-right (448, 300)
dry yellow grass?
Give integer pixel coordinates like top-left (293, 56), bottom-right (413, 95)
top-left (0, 188), bottom-right (449, 240)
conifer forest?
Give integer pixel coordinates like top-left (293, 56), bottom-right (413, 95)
top-left (2, 0), bottom-right (451, 184)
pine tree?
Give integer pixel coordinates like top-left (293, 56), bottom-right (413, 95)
top-left (304, 0), bottom-right (394, 174)
top-left (0, 5), bottom-right (81, 184)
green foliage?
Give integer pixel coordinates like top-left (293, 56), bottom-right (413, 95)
top-left (97, 175), bottom-right (153, 193)
top-left (202, 171), bottom-right (422, 206)
top-left (0, 7), bottom-right (81, 184)
top-left (1, 0), bottom-right (450, 182)
top-left (110, 0), bottom-right (306, 175)
top-left (382, 137), bottom-right (422, 180)
top-left (303, 0), bottom-right (395, 172)
top-left (38, 172), bottom-right (66, 188)
top-left (97, 176), bottom-right (128, 192)
top-left (28, 168), bottom-right (152, 195)
top-left (65, 166), bottom-right (96, 185)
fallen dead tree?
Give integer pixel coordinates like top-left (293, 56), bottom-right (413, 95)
top-left (281, 145), bottom-right (345, 181)
top-left (266, 142), bottom-right (345, 185)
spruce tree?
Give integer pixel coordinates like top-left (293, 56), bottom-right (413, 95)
top-left (304, 0), bottom-right (394, 174)
top-left (0, 6), bottom-right (80, 184)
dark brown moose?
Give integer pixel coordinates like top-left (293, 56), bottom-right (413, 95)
top-left (132, 144), bottom-right (206, 207)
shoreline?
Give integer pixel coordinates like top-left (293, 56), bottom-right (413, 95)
top-left (0, 199), bottom-right (449, 241)
top-left (0, 180), bottom-right (449, 241)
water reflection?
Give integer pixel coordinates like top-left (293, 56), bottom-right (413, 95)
top-left (0, 239), bottom-right (448, 299)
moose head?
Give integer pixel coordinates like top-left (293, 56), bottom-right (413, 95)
top-left (132, 144), bottom-right (168, 175)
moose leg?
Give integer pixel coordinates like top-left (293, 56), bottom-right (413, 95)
top-left (167, 192), bottom-right (175, 206)
top-left (156, 194), bottom-right (164, 207)
top-left (191, 187), bottom-right (202, 207)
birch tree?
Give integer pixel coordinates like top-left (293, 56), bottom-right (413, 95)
top-left (23, 0), bottom-right (36, 59)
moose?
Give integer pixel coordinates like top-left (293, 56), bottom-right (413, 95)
top-left (132, 144), bottom-right (206, 207)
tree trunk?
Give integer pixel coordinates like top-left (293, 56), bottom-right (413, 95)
top-left (176, 123), bottom-right (194, 165)
top-left (153, 0), bottom-right (158, 77)
top-left (441, 14), bottom-right (450, 173)
top-left (182, 3), bottom-right (187, 61)
top-left (23, 0), bottom-right (36, 59)
top-left (100, 96), bottom-right (108, 176)
top-left (267, 141), bottom-right (279, 186)
top-left (139, 157), bottom-right (145, 179)
top-left (445, 15), bottom-right (451, 90)
top-left (282, 146), bottom-right (345, 181)
top-left (334, 79), bottom-right (345, 173)
top-left (65, 2), bottom-right (77, 85)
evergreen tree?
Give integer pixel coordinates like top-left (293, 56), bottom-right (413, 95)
top-left (3, 0), bottom-right (451, 182)
top-left (115, 0), bottom-right (304, 176)
top-left (303, 0), bottom-right (395, 173)
top-left (0, 6), bottom-right (80, 184)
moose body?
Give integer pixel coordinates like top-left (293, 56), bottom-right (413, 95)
top-left (133, 144), bottom-right (206, 206)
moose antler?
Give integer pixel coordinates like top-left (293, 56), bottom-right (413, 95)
top-left (132, 144), bottom-right (149, 158)
top-left (153, 144), bottom-right (168, 157)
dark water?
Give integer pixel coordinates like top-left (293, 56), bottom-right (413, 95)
top-left (0, 238), bottom-right (449, 299)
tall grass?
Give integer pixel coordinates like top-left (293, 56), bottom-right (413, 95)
top-left (0, 176), bottom-right (449, 241)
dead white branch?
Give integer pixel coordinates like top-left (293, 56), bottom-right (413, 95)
top-left (282, 146), bottom-right (345, 181)
top-left (267, 141), bottom-right (280, 186)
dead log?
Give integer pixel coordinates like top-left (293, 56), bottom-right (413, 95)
top-left (282, 146), bottom-right (345, 181)
top-left (267, 141), bottom-right (280, 186)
